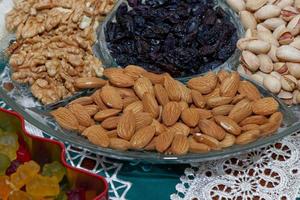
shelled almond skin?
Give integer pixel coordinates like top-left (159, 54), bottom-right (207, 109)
top-left (52, 66), bottom-right (283, 155)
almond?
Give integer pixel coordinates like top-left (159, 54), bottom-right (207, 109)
top-left (135, 112), bottom-right (153, 130)
top-left (117, 88), bottom-right (138, 98)
top-left (171, 134), bottom-right (189, 155)
top-left (219, 133), bottom-right (236, 148)
top-left (84, 105), bottom-right (99, 116)
top-left (217, 70), bottom-right (230, 82)
top-left (168, 122), bottom-right (191, 136)
top-left (82, 125), bottom-right (109, 147)
top-left (235, 129), bottom-right (260, 145)
top-left (238, 81), bottom-right (261, 101)
top-left (207, 97), bottom-right (233, 108)
top-left (259, 122), bottom-right (280, 136)
top-left (69, 96), bottom-right (94, 106)
top-left (231, 94), bottom-right (246, 104)
top-left (144, 137), bottom-right (157, 150)
top-left (269, 112), bottom-right (283, 124)
top-left (198, 119), bottom-right (226, 140)
top-left (178, 101), bottom-right (189, 111)
top-left (101, 116), bottom-right (120, 130)
top-left (142, 92), bottom-right (159, 118)
top-left (228, 99), bottom-right (253, 123)
top-left (117, 111), bottom-right (136, 140)
top-left (109, 138), bottom-right (131, 151)
top-left (151, 119), bottom-right (167, 135)
top-left (194, 133), bottom-right (220, 149)
top-left (220, 72), bottom-right (240, 97)
top-left (124, 101), bottom-right (143, 114)
top-left (74, 77), bottom-right (107, 89)
top-left (177, 81), bottom-right (192, 103)
top-left (68, 103), bottom-right (94, 127)
top-left (212, 105), bottom-right (234, 116)
top-left (51, 107), bottom-right (79, 131)
top-left (191, 90), bottom-right (206, 108)
top-left (157, 105), bottom-right (163, 121)
top-left (94, 109), bottom-right (121, 121)
top-left (187, 72), bottom-right (218, 94)
top-left (142, 72), bottom-right (165, 84)
top-left (203, 87), bottom-right (220, 101)
top-left (190, 126), bottom-right (200, 134)
top-left (123, 96), bottom-right (139, 108)
top-left (106, 70), bottom-right (135, 88)
top-left (154, 84), bottom-right (169, 106)
top-left (239, 115), bottom-right (269, 126)
top-left (196, 109), bottom-right (213, 119)
top-left (162, 101), bottom-right (181, 126)
top-left (124, 65), bottom-right (146, 80)
top-left (164, 75), bottom-right (182, 101)
top-left (188, 137), bottom-right (211, 153)
top-left (156, 131), bottom-right (174, 153)
top-left (252, 97), bottom-right (279, 115)
top-left (241, 124), bottom-right (260, 131)
top-left (214, 115), bottom-right (241, 136)
top-left (130, 125), bottom-right (156, 149)
top-left (91, 90), bottom-right (108, 110)
top-left (107, 129), bottom-right (118, 138)
top-left (100, 85), bottom-right (123, 109)
top-left (103, 68), bottom-right (124, 77)
top-left (181, 108), bottom-right (200, 127)
top-left (134, 77), bottom-right (155, 99)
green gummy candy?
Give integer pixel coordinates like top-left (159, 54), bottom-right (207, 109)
top-left (0, 153), bottom-right (10, 175)
top-left (42, 161), bottom-right (66, 182)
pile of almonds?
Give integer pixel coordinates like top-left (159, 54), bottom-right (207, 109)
top-left (51, 66), bottom-right (283, 155)
top-left (227, 0), bottom-right (300, 105)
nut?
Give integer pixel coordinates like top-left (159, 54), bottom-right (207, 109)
top-left (252, 97), bottom-right (279, 115)
top-left (162, 102), bottom-right (182, 126)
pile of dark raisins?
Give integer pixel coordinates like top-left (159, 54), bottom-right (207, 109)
top-left (105, 0), bottom-right (238, 77)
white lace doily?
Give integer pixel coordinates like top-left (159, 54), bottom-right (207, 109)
top-left (171, 132), bottom-right (300, 200)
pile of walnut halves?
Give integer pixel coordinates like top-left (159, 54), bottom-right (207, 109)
top-left (5, 0), bottom-right (115, 104)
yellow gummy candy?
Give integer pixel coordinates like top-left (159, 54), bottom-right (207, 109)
top-left (26, 175), bottom-right (60, 197)
top-left (10, 161), bottom-right (40, 189)
top-left (8, 190), bottom-right (33, 200)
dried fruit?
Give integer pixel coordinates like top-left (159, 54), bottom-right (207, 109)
top-left (117, 111), bottom-right (136, 140)
top-left (130, 125), bottom-right (156, 149)
top-left (252, 97), bottom-right (279, 115)
top-left (162, 102), bottom-right (181, 126)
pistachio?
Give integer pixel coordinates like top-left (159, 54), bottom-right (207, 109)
top-left (226, 0), bottom-right (246, 12)
top-left (240, 11), bottom-right (257, 30)
top-left (263, 17), bottom-right (287, 30)
top-left (246, 0), bottom-right (268, 11)
top-left (237, 37), bottom-right (257, 50)
top-left (278, 90), bottom-right (293, 99)
top-left (241, 51), bottom-right (260, 72)
top-left (295, 0), bottom-right (300, 10)
top-left (276, 0), bottom-right (294, 9)
top-left (268, 45), bottom-right (279, 62)
top-left (273, 24), bottom-right (294, 45)
top-left (245, 29), bottom-right (257, 38)
top-left (281, 74), bottom-right (298, 91)
top-left (263, 75), bottom-right (282, 93)
top-left (270, 71), bottom-right (282, 80)
top-left (290, 37), bottom-right (300, 49)
top-left (258, 54), bottom-right (274, 73)
top-left (255, 5), bottom-right (281, 21)
top-left (281, 6), bottom-right (299, 21)
top-left (274, 62), bottom-right (288, 74)
top-left (257, 24), bottom-right (271, 32)
top-left (293, 90), bottom-right (300, 103)
top-left (245, 40), bottom-right (271, 54)
top-left (276, 45), bottom-right (300, 62)
top-left (287, 15), bottom-right (300, 35)
top-left (251, 74), bottom-right (264, 84)
top-left (257, 30), bottom-right (279, 46)
top-left (287, 62), bottom-right (300, 78)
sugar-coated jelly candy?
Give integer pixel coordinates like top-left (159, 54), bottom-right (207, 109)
top-left (0, 134), bottom-right (19, 160)
top-left (0, 176), bottom-right (12, 200)
top-left (10, 160), bottom-right (40, 189)
top-left (26, 175), bottom-right (60, 197)
top-left (42, 161), bottom-right (66, 182)
top-left (8, 190), bottom-right (33, 200)
top-left (0, 154), bottom-right (10, 176)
